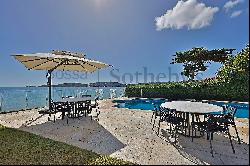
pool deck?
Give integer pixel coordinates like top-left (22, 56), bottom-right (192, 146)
top-left (0, 98), bottom-right (249, 165)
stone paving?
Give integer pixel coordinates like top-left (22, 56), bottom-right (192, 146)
top-left (0, 99), bottom-right (249, 165)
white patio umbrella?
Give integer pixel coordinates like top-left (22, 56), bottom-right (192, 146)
top-left (12, 50), bottom-right (111, 112)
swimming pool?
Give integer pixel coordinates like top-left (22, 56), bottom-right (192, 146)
top-left (114, 98), bottom-right (166, 111)
top-left (114, 99), bottom-right (249, 118)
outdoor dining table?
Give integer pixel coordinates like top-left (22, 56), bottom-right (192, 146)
top-left (160, 101), bottom-right (224, 137)
top-left (58, 96), bottom-right (92, 103)
top-left (56, 96), bottom-right (92, 119)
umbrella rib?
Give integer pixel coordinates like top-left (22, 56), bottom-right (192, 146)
top-left (80, 61), bottom-right (99, 69)
top-left (29, 59), bottom-right (52, 70)
top-left (50, 59), bottom-right (68, 72)
top-left (20, 57), bottom-right (50, 63)
top-left (29, 59), bottom-right (66, 71)
top-left (78, 62), bottom-right (88, 71)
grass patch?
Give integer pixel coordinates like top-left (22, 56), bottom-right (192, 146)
top-left (0, 125), bottom-right (134, 165)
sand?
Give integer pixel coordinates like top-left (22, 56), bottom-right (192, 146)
top-left (0, 98), bottom-right (249, 165)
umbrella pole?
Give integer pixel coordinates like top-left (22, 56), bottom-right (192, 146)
top-left (97, 69), bottom-right (100, 99)
top-left (47, 70), bottom-right (52, 112)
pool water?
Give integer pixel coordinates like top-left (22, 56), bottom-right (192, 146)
top-left (114, 98), bottom-right (166, 110)
top-left (114, 99), bottom-right (249, 118)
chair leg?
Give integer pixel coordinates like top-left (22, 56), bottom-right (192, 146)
top-left (151, 112), bottom-right (155, 123)
top-left (157, 119), bottom-right (161, 135)
top-left (151, 112), bottom-right (156, 129)
top-left (209, 133), bottom-right (214, 157)
top-left (170, 122), bottom-right (172, 136)
top-left (194, 125), bottom-right (197, 138)
top-left (227, 127), bottom-right (235, 154)
top-left (174, 126), bottom-right (178, 144)
top-left (191, 124), bottom-right (194, 142)
top-left (233, 123), bottom-right (241, 144)
top-left (152, 115), bottom-right (156, 129)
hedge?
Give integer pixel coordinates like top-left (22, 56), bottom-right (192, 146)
top-left (125, 80), bottom-right (249, 102)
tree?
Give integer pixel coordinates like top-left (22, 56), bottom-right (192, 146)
top-left (217, 44), bottom-right (249, 83)
top-left (171, 47), bottom-right (235, 80)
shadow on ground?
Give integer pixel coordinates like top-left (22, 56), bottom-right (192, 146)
top-left (18, 114), bottom-right (126, 155)
top-left (160, 129), bottom-right (249, 165)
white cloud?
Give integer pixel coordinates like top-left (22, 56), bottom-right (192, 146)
top-left (155, 0), bottom-right (219, 31)
top-left (230, 10), bottom-right (243, 18)
top-left (224, 0), bottom-right (244, 11)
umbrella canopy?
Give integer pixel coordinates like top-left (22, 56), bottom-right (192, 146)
top-left (12, 50), bottom-right (111, 112)
top-left (13, 50), bottom-right (111, 72)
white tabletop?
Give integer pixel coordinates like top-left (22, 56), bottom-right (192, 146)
top-left (161, 101), bottom-right (223, 113)
top-left (58, 97), bottom-right (92, 103)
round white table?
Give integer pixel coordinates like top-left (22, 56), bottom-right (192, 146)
top-left (161, 101), bottom-right (223, 113)
top-left (160, 101), bottom-right (224, 137)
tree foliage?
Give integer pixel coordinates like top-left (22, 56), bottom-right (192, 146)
top-left (217, 44), bottom-right (249, 83)
top-left (171, 47), bottom-right (235, 80)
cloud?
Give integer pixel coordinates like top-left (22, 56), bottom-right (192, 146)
top-left (230, 10), bottom-right (243, 18)
top-left (224, 0), bottom-right (244, 11)
top-left (155, 0), bottom-right (219, 31)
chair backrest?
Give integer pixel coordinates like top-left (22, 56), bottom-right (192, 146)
top-left (53, 102), bottom-right (67, 112)
top-left (170, 109), bottom-right (184, 118)
top-left (158, 106), bottom-right (171, 121)
top-left (222, 105), bottom-right (227, 114)
top-left (227, 106), bottom-right (237, 117)
top-left (153, 104), bottom-right (158, 111)
top-left (159, 106), bottom-right (170, 113)
top-left (67, 102), bottom-right (75, 112)
top-left (77, 101), bottom-right (85, 109)
top-left (222, 105), bottom-right (237, 117)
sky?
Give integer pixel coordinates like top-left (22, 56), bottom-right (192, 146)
top-left (0, 0), bottom-right (249, 87)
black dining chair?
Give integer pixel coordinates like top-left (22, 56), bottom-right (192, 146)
top-left (164, 109), bottom-right (185, 143)
top-left (207, 105), bottom-right (241, 144)
top-left (151, 104), bottom-right (158, 127)
top-left (221, 105), bottom-right (241, 144)
top-left (49, 101), bottom-right (69, 122)
top-left (191, 113), bottom-right (236, 157)
top-left (67, 102), bottom-right (76, 118)
top-left (191, 112), bottom-right (208, 141)
top-left (77, 101), bottom-right (88, 117)
top-left (91, 97), bottom-right (99, 108)
top-left (155, 106), bottom-right (185, 144)
top-left (86, 100), bottom-right (93, 120)
top-left (151, 104), bottom-right (169, 131)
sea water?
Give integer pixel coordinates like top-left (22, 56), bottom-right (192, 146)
top-left (0, 87), bottom-right (125, 112)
